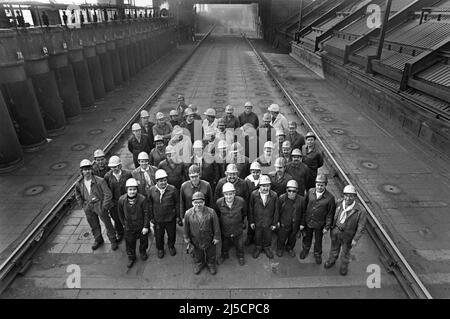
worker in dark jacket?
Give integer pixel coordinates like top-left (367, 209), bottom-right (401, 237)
top-left (324, 185), bottom-right (367, 276)
top-left (244, 161), bottom-right (261, 246)
top-left (256, 141), bottom-right (277, 175)
top-left (214, 164), bottom-right (250, 206)
top-left (128, 123), bottom-right (151, 168)
top-left (286, 121), bottom-right (305, 151)
top-left (286, 148), bottom-right (311, 196)
top-left (158, 145), bottom-right (187, 191)
top-left (180, 107), bottom-right (202, 144)
top-left (139, 110), bottom-right (155, 151)
top-left (222, 105), bottom-right (240, 129)
top-left (131, 152), bottom-right (157, 198)
top-left (277, 180), bottom-right (305, 257)
top-left (281, 140), bottom-right (292, 163)
top-left (92, 149), bottom-right (110, 178)
top-left (148, 169), bottom-right (181, 259)
top-left (258, 113), bottom-right (275, 144)
top-left (249, 175), bottom-right (279, 259)
top-left (215, 183), bottom-right (247, 266)
top-left (117, 178), bottom-right (150, 268)
top-left (184, 192), bottom-right (221, 275)
top-left (227, 142), bottom-right (250, 180)
top-left (103, 156), bottom-right (132, 244)
top-left (176, 94), bottom-right (188, 123)
top-left (75, 159), bottom-right (117, 251)
top-left (238, 101), bottom-right (259, 129)
top-left (180, 164), bottom-right (213, 218)
top-left (149, 135), bottom-right (167, 167)
top-left (268, 157), bottom-right (293, 197)
top-left (152, 112), bottom-right (173, 145)
top-left (302, 132), bottom-right (324, 189)
top-left (300, 174), bottom-right (336, 265)
top-left (191, 140), bottom-right (219, 191)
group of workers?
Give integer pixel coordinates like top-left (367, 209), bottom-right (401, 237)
top-left (74, 95), bottom-right (366, 276)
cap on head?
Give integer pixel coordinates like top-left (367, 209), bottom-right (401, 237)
top-left (315, 174), bottom-right (328, 184)
top-left (125, 178), bottom-right (138, 188)
top-left (287, 179), bottom-right (298, 189)
top-left (132, 123), bottom-right (141, 131)
top-left (259, 175), bottom-right (271, 185)
top-left (305, 132), bottom-right (316, 139)
top-left (291, 148), bottom-right (302, 156)
top-left (222, 182), bottom-right (236, 193)
top-left (268, 104), bottom-right (280, 112)
top-left (250, 161), bottom-right (261, 171)
top-left (193, 140), bottom-right (203, 149)
top-left (140, 110), bottom-right (149, 118)
top-left (343, 185), bottom-right (357, 195)
top-left (188, 164), bottom-right (200, 175)
top-left (264, 141), bottom-right (274, 149)
top-left (225, 105), bottom-right (233, 113)
top-left (204, 108), bottom-right (216, 117)
top-left (154, 135), bottom-right (164, 142)
top-left (80, 159), bottom-right (92, 168)
top-left (155, 169), bottom-right (168, 180)
top-left (262, 113), bottom-right (271, 121)
top-left (169, 109), bottom-right (178, 116)
top-left (137, 152), bottom-right (149, 160)
top-left (156, 112), bottom-right (165, 120)
top-left (274, 157), bottom-right (286, 168)
top-left (244, 101), bottom-right (252, 107)
top-left (226, 163), bottom-right (238, 174)
top-left (184, 107), bottom-right (194, 116)
top-left (108, 155), bottom-right (121, 167)
top-left (93, 149), bottom-right (105, 158)
top-left (192, 191), bottom-right (205, 201)
top-left (282, 140), bottom-right (291, 148)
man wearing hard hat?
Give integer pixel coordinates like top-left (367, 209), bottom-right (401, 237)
top-left (256, 141), bottom-right (276, 175)
top-left (299, 174), bottom-right (336, 265)
top-left (103, 155), bottom-right (133, 246)
top-left (168, 125), bottom-right (192, 164)
top-left (169, 109), bottom-right (180, 128)
top-left (139, 110), bottom-right (155, 151)
top-left (202, 108), bottom-right (218, 142)
top-left (268, 104), bottom-right (289, 136)
top-left (214, 163), bottom-right (250, 206)
top-left (180, 164), bottom-right (213, 219)
top-left (244, 161), bottom-right (262, 246)
top-left (148, 169), bottom-right (181, 259)
top-left (176, 94), bottom-right (188, 123)
top-left (191, 140), bottom-right (219, 191)
top-left (152, 112), bottom-right (173, 145)
top-left (215, 182), bottom-right (247, 266)
top-left (249, 175), bottom-right (279, 259)
top-left (324, 185), bottom-right (367, 276)
top-left (302, 132), bottom-right (324, 189)
top-left (222, 105), bottom-right (240, 129)
top-left (128, 123), bottom-right (151, 168)
top-left (281, 140), bottom-right (292, 163)
top-left (184, 191), bottom-right (221, 275)
top-left (75, 159), bottom-right (116, 251)
top-left (258, 113), bottom-right (275, 146)
top-left (277, 180), bottom-right (305, 257)
top-left (180, 107), bottom-right (201, 144)
top-left (238, 101), bottom-right (259, 129)
top-left (92, 149), bottom-right (110, 178)
top-left (149, 135), bottom-right (167, 167)
top-left (268, 157), bottom-right (293, 197)
top-left (117, 178), bottom-right (150, 268)
top-left (158, 145), bottom-right (187, 191)
top-left (286, 121), bottom-right (305, 151)
top-left (286, 148), bottom-right (311, 196)
top-left (227, 142), bottom-right (250, 180)
top-left (131, 152), bottom-right (157, 198)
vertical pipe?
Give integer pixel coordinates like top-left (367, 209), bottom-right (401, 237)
top-left (375, 0), bottom-right (393, 59)
top-left (95, 24), bottom-right (115, 92)
top-left (108, 21), bottom-right (124, 86)
top-left (116, 21), bottom-right (130, 81)
top-left (0, 91), bottom-right (23, 172)
top-left (82, 25), bottom-right (106, 99)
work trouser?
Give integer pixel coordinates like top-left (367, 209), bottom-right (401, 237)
top-left (246, 220), bottom-right (255, 243)
top-left (327, 228), bottom-right (353, 266)
top-left (109, 205), bottom-right (124, 237)
top-left (277, 225), bottom-right (298, 251)
top-left (84, 207), bottom-right (117, 244)
top-left (125, 229), bottom-right (149, 260)
top-left (154, 219), bottom-right (176, 250)
top-left (254, 226), bottom-right (272, 249)
top-left (222, 233), bottom-right (244, 258)
top-left (192, 244), bottom-right (216, 268)
top-left (302, 226), bottom-right (324, 256)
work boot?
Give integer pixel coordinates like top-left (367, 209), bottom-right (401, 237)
top-left (127, 259), bottom-right (135, 268)
top-left (299, 249), bottom-right (308, 259)
top-left (157, 249), bottom-right (164, 259)
top-left (324, 260), bottom-right (335, 269)
top-left (264, 247), bottom-right (274, 259)
top-left (91, 240), bottom-right (104, 251)
top-left (253, 247), bottom-right (261, 259)
top-left (339, 264), bottom-right (348, 276)
top-left (169, 247), bottom-right (177, 256)
top-left (194, 264), bottom-right (203, 275)
top-left (288, 249), bottom-right (296, 257)
top-left (315, 255), bottom-right (322, 265)
top-left (111, 241), bottom-right (118, 251)
top-left (208, 264), bottom-right (217, 275)
top-left (238, 257), bottom-right (245, 266)
top-left (140, 252), bottom-right (148, 261)
top-left (276, 249), bottom-right (283, 257)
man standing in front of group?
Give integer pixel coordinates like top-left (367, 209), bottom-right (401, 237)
top-left (300, 174), bottom-right (336, 265)
top-left (184, 192), bottom-right (221, 275)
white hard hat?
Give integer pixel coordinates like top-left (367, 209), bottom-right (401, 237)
top-left (169, 109), bottom-right (178, 116)
top-left (291, 148), bottom-right (302, 156)
top-left (132, 123), bottom-right (141, 131)
top-left (343, 185), bottom-right (357, 195)
top-left (225, 105), bottom-right (233, 113)
top-left (154, 135), bottom-right (164, 142)
top-left (184, 107), bottom-right (194, 116)
top-left (140, 110), bottom-right (149, 118)
top-left (263, 113), bottom-right (271, 121)
top-left (259, 175), bottom-right (271, 185)
top-left (156, 112), bottom-right (165, 120)
top-left (282, 140), bottom-right (291, 148)
top-left (108, 155), bottom-right (121, 167)
top-left (274, 157), bottom-right (286, 168)
top-left (165, 145), bottom-right (175, 154)
top-left (268, 104), bottom-right (280, 112)
top-left (125, 178), bottom-right (138, 188)
top-left (204, 108), bottom-right (216, 117)
top-left (79, 159), bottom-right (92, 168)
top-left (155, 169), bottom-right (168, 180)
top-left (226, 163), bottom-right (238, 173)
top-left (193, 140), bottom-right (203, 149)
top-left (287, 179), bottom-right (298, 189)
top-left (222, 182), bottom-right (236, 193)
top-left (138, 152), bottom-right (149, 160)
top-left (217, 140), bottom-right (227, 149)
top-left (276, 129), bottom-right (285, 137)
top-left (93, 149), bottom-right (105, 158)
top-left (250, 161), bottom-right (261, 171)
top-left (264, 141), bottom-right (274, 149)
top-left (244, 101), bottom-right (252, 107)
